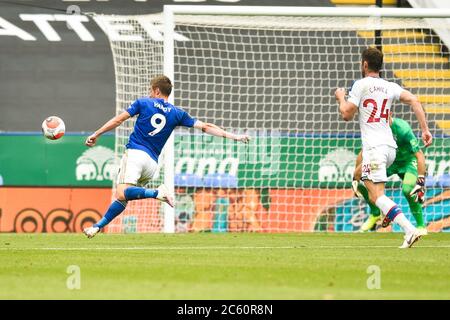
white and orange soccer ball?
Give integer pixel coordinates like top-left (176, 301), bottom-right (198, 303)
top-left (41, 116), bottom-right (65, 140)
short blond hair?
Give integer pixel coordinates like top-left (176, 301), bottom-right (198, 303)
top-left (150, 75), bottom-right (172, 96)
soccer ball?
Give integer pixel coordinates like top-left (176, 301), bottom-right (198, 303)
top-left (42, 116), bottom-right (65, 140)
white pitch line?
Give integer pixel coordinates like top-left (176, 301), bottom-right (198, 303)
top-left (0, 245), bottom-right (450, 251)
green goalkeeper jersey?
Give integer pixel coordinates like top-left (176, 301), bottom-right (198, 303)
top-left (390, 117), bottom-right (421, 166)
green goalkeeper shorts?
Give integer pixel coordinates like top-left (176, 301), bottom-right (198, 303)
top-left (387, 158), bottom-right (418, 178)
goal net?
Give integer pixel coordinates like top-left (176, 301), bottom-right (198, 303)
top-left (94, 7), bottom-right (450, 233)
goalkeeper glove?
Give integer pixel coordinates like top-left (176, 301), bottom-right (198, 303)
top-left (352, 177), bottom-right (363, 199)
top-left (409, 175), bottom-right (425, 204)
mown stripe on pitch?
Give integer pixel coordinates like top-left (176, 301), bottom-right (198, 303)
top-left (1, 245), bottom-right (449, 250)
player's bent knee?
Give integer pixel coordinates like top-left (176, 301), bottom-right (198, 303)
top-left (370, 192), bottom-right (384, 206)
top-left (115, 185), bottom-right (128, 201)
top-left (370, 195), bottom-right (379, 205)
top-left (368, 190), bottom-right (381, 205)
top-left (115, 190), bottom-right (126, 201)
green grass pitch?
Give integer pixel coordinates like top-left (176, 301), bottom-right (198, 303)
top-left (0, 233), bottom-right (449, 299)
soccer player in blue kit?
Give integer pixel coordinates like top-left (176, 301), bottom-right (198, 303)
top-left (83, 75), bottom-right (250, 238)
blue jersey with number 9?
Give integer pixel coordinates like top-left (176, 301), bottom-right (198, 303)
top-left (125, 97), bottom-right (196, 162)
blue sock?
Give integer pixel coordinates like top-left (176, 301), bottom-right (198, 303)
top-left (94, 200), bottom-right (127, 229)
top-left (386, 205), bottom-right (402, 221)
top-left (124, 186), bottom-right (158, 201)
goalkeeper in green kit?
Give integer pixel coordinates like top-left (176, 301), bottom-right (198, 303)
top-left (353, 115), bottom-right (428, 235)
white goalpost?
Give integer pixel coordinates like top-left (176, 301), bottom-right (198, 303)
top-left (95, 6), bottom-right (450, 234)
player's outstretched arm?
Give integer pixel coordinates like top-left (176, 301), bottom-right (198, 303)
top-left (193, 120), bottom-right (250, 143)
top-left (335, 88), bottom-right (357, 121)
top-left (400, 90), bottom-right (432, 147)
top-left (415, 150), bottom-right (426, 177)
top-left (85, 111), bottom-right (131, 147)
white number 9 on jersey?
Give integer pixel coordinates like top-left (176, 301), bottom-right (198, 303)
top-left (148, 114), bottom-right (166, 136)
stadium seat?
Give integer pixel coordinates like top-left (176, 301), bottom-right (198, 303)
top-left (425, 175), bottom-right (437, 188)
top-left (174, 173), bottom-right (204, 187)
top-left (437, 174), bottom-right (450, 188)
top-left (203, 173), bottom-right (238, 188)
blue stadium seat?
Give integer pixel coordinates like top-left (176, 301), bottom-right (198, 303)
top-left (425, 175), bottom-right (437, 188)
top-left (174, 173), bottom-right (204, 187)
top-left (203, 173), bottom-right (238, 188)
top-left (437, 174), bottom-right (450, 188)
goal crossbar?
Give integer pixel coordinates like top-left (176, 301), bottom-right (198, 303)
top-left (164, 5), bottom-right (450, 18)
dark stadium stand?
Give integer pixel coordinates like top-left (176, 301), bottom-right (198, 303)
top-left (0, 0), bottom-right (332, 132)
